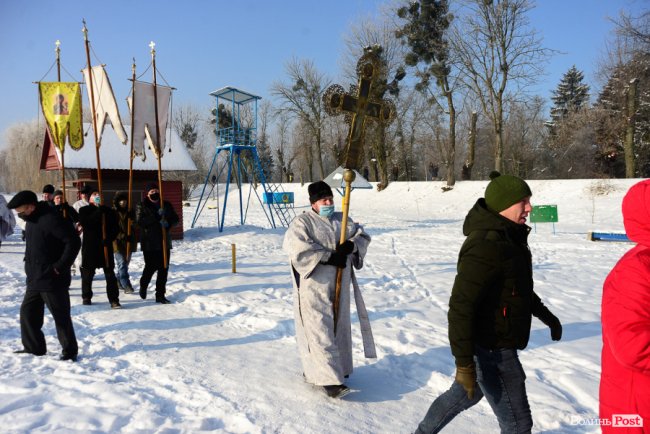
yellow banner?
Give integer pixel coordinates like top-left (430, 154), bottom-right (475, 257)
top-left (39, 82), bottom-right (84, 151)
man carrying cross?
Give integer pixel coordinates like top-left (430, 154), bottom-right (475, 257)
top-left (283, 181), bottom-right (372, 399)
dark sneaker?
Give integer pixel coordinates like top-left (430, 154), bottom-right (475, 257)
top-left (155, 296), bottom-right (171, 304)
top-left (59, 354), bottom-right (78, 362)
top-left (124, 284), bottom-right (135, 294)
top-left (82, 299), bottom-right (92, 306)
top-left (110, 301), bottom-right (122, 309)
top-left (323, 384), bottom-right (350, 398)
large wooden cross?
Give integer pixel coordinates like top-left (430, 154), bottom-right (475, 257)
top-left (323, 49), bottom-right (395, 170)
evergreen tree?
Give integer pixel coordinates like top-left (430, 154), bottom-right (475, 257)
top-left (548, 65), bottom-right (590, 128)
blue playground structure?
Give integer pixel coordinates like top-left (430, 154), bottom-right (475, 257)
top-left (191, 87), bottom-right (295, 232)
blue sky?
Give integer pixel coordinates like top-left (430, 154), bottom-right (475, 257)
top-left (0, 0), bottom-right (646, 150)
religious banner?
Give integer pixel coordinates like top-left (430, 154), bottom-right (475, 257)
top-left (128, 80), bottom-right (172, 160)
top-left (82, 65), bottom-right (128, 144)
top-left (38, 82), bottom-right (84, 150)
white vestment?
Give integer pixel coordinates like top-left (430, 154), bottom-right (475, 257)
top-left (283, 210), bottom-right (373, 386)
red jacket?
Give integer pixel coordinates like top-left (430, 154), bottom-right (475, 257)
top-left (600, 180), bottom-right (650, 433)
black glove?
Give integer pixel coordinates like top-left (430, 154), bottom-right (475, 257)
top-left (336, 240), bottom-right (355, 255)
top-left (455, 363), bottom-right (477, 400)
top-left (160, 219), bottom-right (170, 229)
top-left (539, 310), bottom-right (562, 341)
top-left (324, 252), bottom-right (347, 268)
top-left (548, 316), bottom-right (562, 341)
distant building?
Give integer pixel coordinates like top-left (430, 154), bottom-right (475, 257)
top-left (40, 123), bottom-right (197, 239)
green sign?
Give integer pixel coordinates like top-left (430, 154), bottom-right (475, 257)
top-left (530, 205), bottom-right (558, 223)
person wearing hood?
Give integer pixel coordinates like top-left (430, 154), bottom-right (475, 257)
top-left (600, 179), bottom-right (650, 431)
top-left (135, 182), bottom-right (179, 304)
top-left (282, 181), bottom-right (372, 399)
top-left (7, 190), bottom-right (80, 361)
top-left (414, 171), bottom-right (562, 434)
top-left (78, 187), bottom-right (121, 308)
top-left (112, 191), bottom-right (136, 293)
top-left (0, 194), bottom-right (16, 250)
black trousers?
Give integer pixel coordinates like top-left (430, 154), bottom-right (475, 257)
top-left (81, 266), bottom-right (119, 303)
top-left (20, 289), bottom-right (78, 357)
top-left (140, 249), bottom-right (170, 298)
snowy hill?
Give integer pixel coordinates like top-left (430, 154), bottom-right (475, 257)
top-left (0, 178), bottom-right (640, 433)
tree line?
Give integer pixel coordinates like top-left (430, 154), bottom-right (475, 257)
top-left (1, 1), bottom-right (648, 195)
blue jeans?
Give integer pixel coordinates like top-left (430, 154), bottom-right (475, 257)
top-left (415, 346), bottom-right (532, 434)
top-left (114, 251), bottom-right (132, 288)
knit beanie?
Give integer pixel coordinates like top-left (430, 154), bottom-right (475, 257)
top-left (484, 171), bottom-right (532, 212)
top-left (308, 181), bottom-right (333, 203)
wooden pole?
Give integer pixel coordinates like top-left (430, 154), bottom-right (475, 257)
top-left (83, 20), bottom-right (109, 267)
top-left (333, 169), bottom-right (355, 334)
top-left (150, 41), bottom-right (169, 268)
top-left (55, 40), bottom-right (68, 219)
top-left (231, 244), bottom-right (236, 273)
top-left (126, 59), bottom-right (136, 262)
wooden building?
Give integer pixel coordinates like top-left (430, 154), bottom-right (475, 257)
top-left (40, 124), bottom-right (197, 239)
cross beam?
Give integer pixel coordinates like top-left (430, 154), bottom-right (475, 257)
top-left (323, 51), bottom-right (395, 170)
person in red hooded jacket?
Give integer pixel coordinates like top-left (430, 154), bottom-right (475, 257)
top-left (600, 179), bottom-right (650, 432)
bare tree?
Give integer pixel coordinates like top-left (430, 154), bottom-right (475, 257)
top-left (271, 58), bottom-right (330, 181)
top-left (1, 120), bottom-right (58, 193)
top-left (452, 0), bottom-right (551, 173)
top-left (273, 110), bottom-right (292, 182)
top-left (396, 0), bottom-right (460, 187)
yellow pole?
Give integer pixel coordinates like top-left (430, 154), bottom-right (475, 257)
top-left (334, 169), bottom-right (355, 334)
top-left (231, 243), bottom-right (236, 273)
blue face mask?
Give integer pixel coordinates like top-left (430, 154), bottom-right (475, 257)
top-left (93, 196), bottom-right (101, 205)
top-left (319, 204), bottom-right (335, 218)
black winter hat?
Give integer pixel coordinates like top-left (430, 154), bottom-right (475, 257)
top-left (42, 184), bottom-right (55, 194)
top-left (145, 182), bottom-right (159, 193)
top-left (484, 171), bottom-right (532, 212)
top-left (80, 185), bottom-right (94, 196)
top-left (308, 181), bottom-right (333, 203)
top-left (7, 190), bottom-right (38, 209)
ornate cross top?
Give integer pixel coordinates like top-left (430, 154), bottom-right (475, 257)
top-left (323, 47), bottom-right (395, 170)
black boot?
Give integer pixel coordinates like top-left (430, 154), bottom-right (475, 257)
top-left (323, 384), bottom-right (350, 398)
top-left (156, 295), bottom-right (171, 304)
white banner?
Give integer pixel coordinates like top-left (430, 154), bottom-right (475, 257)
top-left (128, 80), bottom-right (172, 160)
top-left (82, 65), bottom-right (128, 144)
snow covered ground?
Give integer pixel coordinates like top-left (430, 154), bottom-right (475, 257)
top-left (0, 178), bottom-right (640, 433)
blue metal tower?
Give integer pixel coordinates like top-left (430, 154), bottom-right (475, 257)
top-left (191, 86), bottom-right (294, 232)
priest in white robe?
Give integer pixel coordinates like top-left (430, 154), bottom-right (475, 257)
top-left (283, 181), bottom-right (373, 398)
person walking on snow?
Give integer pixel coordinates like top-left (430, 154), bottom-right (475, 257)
top-left (7, 190), bottom-right (80, 361)
top-left (112, 191), bottom-right (136, 294)
top-left (78, 187), bottom-right (121, 308)
top-left (414, 171), bottom-right (562, 434)
top-left (135, 183), bottom-right (179, 304)
top-left (600, 179), bottom-right (650, 432)
top-left (283, 181), bottom-right (375, 399)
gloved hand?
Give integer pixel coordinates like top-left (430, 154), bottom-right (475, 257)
top-left (455, 363), bottom-right (477, 400)
top-left (548, 316), bottom-right (562, 341)
top-left (324, 252), bottom-right (347, 268)
top-left (336, 240), bottom-right (355, 255)
top-left (157, 208), bottom-right (166, 216)
top-left (160, 219), bottom-right (170, 229)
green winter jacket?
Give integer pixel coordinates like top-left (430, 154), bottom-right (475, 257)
top-left (448, 198), bottom-right (556, 367)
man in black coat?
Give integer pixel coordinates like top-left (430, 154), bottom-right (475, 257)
top-left (78, 187), bottom-right (121, 308)
top-left (8, 190), bottom-right (81, 361)
top-left (414, 172), bottom-right (563, 434)
top-left (135, 183), bottom-right (179, 304)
